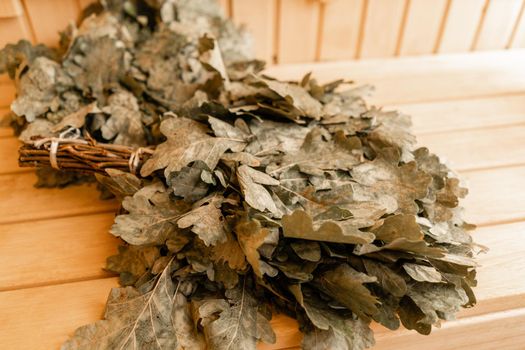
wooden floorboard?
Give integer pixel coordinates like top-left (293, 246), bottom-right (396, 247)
top-left (391, 94), bottom-right (525, 135)
top-left (0, 213), bottom-right (119, 291)
top-left (1, 50), bottom-right (524, 350)
top-left (461, 165), bottom-right (525, 226)
top-left (0, 172), bottom-right (118, 225)
top-left (266, 50), bottom-right (525, 105)
top-left (417, 124), bottom-right (525, 172)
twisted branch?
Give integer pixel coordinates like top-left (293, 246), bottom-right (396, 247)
top-left (19, 137), bottom-right (154, 175)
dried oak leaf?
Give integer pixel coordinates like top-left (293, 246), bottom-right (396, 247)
top-left (100, 90), bottom-right (146, 147)
top-left (266, 128), bottom-right (361, 177)
top-left (403, 263), bottom-right (443, 283)
top-left (407, 282), bottom-right (469, 324)
top-left (362, 259), bottom-right (407, 297)
top-left (63, 35), bottom-right (125, 103)
top-left (168, 160), bottom-right (210, 202)
top-left (235, 218), bottom-right (277, 278)
top-left (259, 78), bottom-right (323, 120)
top-left (237, 165), bottom-right (280, 215)
top-left (211, 231), bottom-right (247, 270)
top-left (62, 260), bottom-right (179, 349)
top-left (11, 57), bottom-right (65, 122)
top-left (351, 157), bottom-right (432, 215)
top-left (367, 109), bottom-right (416, 162)
top-left (315, 264), bottom-right (379, 319)
top-left (111, 182), bottom-right (190, 245)
top-left (372, 214), bottom-right (423, 243)
top-left (95, 168), bottom-right (142, 200)
top-left (140, 117), bottom-right (245, 177)
top-left (106, 245), bottom-right (160, 286)
top-left (198, 282), bottom-right (276, 350)
top-left (289, 284), bottom-right (375, 350)
top-left (282, 209), bottom-right (375, 245)
top-left (177, 195), bottom-right (227, 246)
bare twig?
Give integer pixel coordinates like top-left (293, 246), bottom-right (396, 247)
top-left (19, 137), bottom-right (154, 175)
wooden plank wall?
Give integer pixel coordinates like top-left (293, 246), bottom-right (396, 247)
top-left (1, 0), bottom-right (525, 63)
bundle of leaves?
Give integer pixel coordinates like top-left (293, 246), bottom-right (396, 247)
top-left (0, 1), bottom-right (482, 349)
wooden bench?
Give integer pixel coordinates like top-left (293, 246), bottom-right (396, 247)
top-left (1, 49), bottom-right (524, 350)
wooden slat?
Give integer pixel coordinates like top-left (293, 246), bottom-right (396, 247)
top-left (265, 50), bottom-right (525, 105)
top-left (0, 172), bottom-right (118, 225)
top-left (0, 136), bottom-right (26, 174)
top-left (0, 82), bottom-right (15, 108)
top-left (474, 0), bottom-right (523, 50)
top-left (359, 0), bottom-right (406, 58)
top-left (0, 162), bottom-right (521, 292)
top-left (319, 0), bottom-right (363, 61)
top-left (77, 0), bottom-right (94, 10)
top-left (418, 124), bottom-right (525, 172)
top-left (232, 0), bottom-right (276, 63)
top-left (0, 16), bottom-right (32, 49)
top-left (0, 277), bottom-right (119, 350)
top-left (277, 0), bottom-right (320, 63)
top-left (218, 0), bottom-right (231, 17)
top-left (462, 165), bottom-right (525, 226)
top-left (372, 308), bottom-right (525, 350)
top-left (438, 0), bottom-right (486, 53)
top-left (3, 50), bottom-right (525, 109)
top-left (0, 213), bottom-right (119, 291)
top-left (509, 0), bottom-right (525, 48)
top-left (2, 220), bottom-right (524, 350)
top-left (0, 0), bottom-right (22, 18)
top-left (390, 94), bottom-right (525, 134)
top-left (398, 0), bottom-right (448, 56)
top-left (0, 108), bottom-right (15, 138)
top-left (6, 98), bottom-right (525, 175)
top-left (22, 0), bottom-right (79, 46)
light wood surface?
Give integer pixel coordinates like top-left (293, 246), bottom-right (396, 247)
top-left (398, 0), bottom-right (448, 56)
top-left (1, 50), bottom-right (525, 349)
top-left (474, 0), bottom-right (524, 50)
top-left (2, 0), bottom-right (525, 63)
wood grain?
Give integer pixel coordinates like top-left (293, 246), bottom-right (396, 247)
top-left (509, 0), bottom-right (525, 48)
top-left (23, 0), bottom-right (79, 46)
top-left (438, 0), bottom-right (486, 53)
top-left (266, 50), bottom-right (525, 105)
top-left (390, 94), bottom-right (525, 134)
top-left (0, 213), bottom-right (119, 291)
top-left (2, 218), bottom-right (524, 350)
top-left (319, 0), bottom-right (363, 61)
top-left (0, 82), bottom-right (16, 108)
top-left (0, 16), bottom-right (32, 50)
top-left (0, 277), bottom-right (119, 350)
top-left (359, 0), bottom-right (407, 58)
top-left (277, 0), bottom-right (320, 63)
top-left (462, 165), bottom-right (525, 226)
top-left (398, 0), bottom-right (448, 56)
top-left (474, 0), bottom-right (523, 50)
top-left (0, 113), bottom-right (525, 174)
top-left (418, 124), bottom-right (525, 172)
top-left (232, 0), bottom-right (276, 63)
top-left (0, 164), bottom-right (521, 291)
top-left (0, 172), bottom-right (118, 225)
top-left (0, 136), bottom-right (27, 174)
top-left (0, 0), bottom-right (22, 18)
